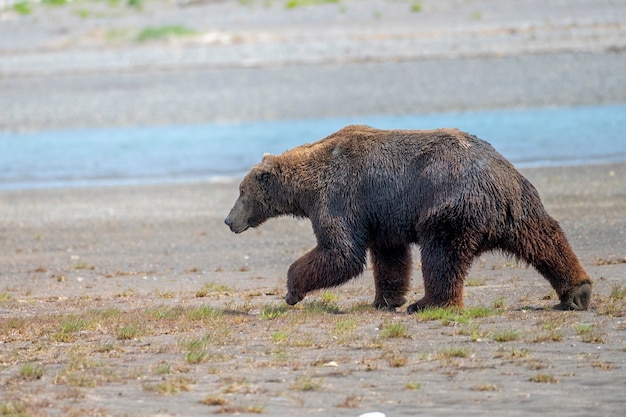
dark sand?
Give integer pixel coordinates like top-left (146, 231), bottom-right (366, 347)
top-left (1, 1), bottom-right (625, 416)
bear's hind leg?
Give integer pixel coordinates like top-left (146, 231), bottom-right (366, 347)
top-left (407, 237), bottom-right (474, 314)
top-left (503, 215), bottom-right (592, 311)
top-left (370, 244), bottom-right (412, 310)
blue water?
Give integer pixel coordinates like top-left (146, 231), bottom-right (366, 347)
top-left (1, 105), bottom-right (625, 190)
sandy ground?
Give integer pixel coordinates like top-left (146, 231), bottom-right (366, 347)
top-left (0, 163), bottom-right (625, 417)
top-left (1, 1), bottom-right (626, 416)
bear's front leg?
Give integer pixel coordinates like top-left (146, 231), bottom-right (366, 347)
top-left (407, 237), bottom-right (474, 314)
top-left (370, 244), bottom-right (412, 310)
top-left (285, 246), bottom-right (366, 306)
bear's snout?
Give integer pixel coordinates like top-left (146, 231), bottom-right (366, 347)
top-left (224, 210), bottom-right (250, 234)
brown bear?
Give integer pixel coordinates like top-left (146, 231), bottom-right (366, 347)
top-left (225, 125), bottom-right (592, 313)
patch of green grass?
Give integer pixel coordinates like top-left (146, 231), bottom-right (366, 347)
top-left (290, 334), bottom-right (315, 347)
top-left (494, 345), bottom-right (529, 359)
top-left (217, 404), bottom-right (266, 414)
top-left (53, 316), bottom-right (89, 342)
top-left (530, 373), bottom-right (558, 383)
top-left (349, 301), bottom-right (375, 313)
top-left (271, 331), bottom-right (290, 344)
top-left (380, 321), bottom-right (409, 339)
top-left (320, 291), bottom-right (339, 303)
top-left (94, 307), bottom-right (123, 320)
top-left (405, 381), bottom-right (421, 390)
top-left (145, 376), bottom-right (193, 395)
top-left (185, 350), bottom-right (208, 364)
top-left (181, 335), bottom-right (209, 351)
top-left (472, 384), bottom-right (499, 391)
top-left (610, 284), bottom-right (626, 300)
top-left (385, 351), bottom-right (408, 367)
top-left (42, 0), bottom-right (67, 5)
top-left (195, 282), bottom-right (231, 297)
top-left (116, 324), bottom-right (141, 340)
top-left (466, 278), bottom-right (485, 287)
top-left (333, 318), bottom-right (357, 336)
top-left (115, 288), bottom-right (135, 298)
top-left (261, 304), bottom-right (289, 320)
top-left (531, 329), bottom-right (563, 343)
top-left (12, 1), bottom-right (32, 15)
top-left (94, 343), bottom-right (118, 353)
top-left (127, 0), bottom-right (142, 9)
top-left (291, 376), bottom-right (322, 391)
top-left (437, 346), bottom-right (470, 359)
top-left (410, 2), bottom-right (422, 12)
top-left (456, 322), bottom-right (486, 342)
top-left (464, 305), bottom-right (497, 318)
top-left (154, 362), bottom-right (172, 375)
top-left (19, 362), bottom-right (45, 380)
top-left (200, 395), bottom-right (228, 406)
top-left (145, 305), bottom-right (184, 320)
top-left (106, 28), bottom-right (135, 43)
top-left (180, 334), bottom-right (218, 364)
top-left (573, 322), bottom-right (593, 335)
top-left (415, 306), bottom-right (458, 322)
top-left (470, 11), bottom-right (482, 20)
top-left (155, 290), bottom-right (176, 299)
top-left (136, 25), bottom-right (198, 42)
top-left (304, 299), bottom-right (341, 314)
top-left (492, 297), bottom-right (506, 309)
top-left (492, 328), bottom-right (522, 342)
top-left (0, 292), bottom-right (13, 303)
top-left (73, 262), bottom-right (96, 270)
top-left (416, 305), bottom-right (496, 325)
top-left (285, 0), bottom-right (339, 9)
top-left (187, 305), bottom-right (222, 321)
top-left (574, 323), bottom-right (605, 344)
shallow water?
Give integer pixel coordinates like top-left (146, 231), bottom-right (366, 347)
top-left (1, 104), bottom-right (625, 190)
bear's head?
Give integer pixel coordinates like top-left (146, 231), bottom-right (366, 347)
top-left (225, 154), bottom-right (286, 234)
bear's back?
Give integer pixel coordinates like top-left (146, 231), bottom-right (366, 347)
top-left (311, 125), bottom-right (529, 243)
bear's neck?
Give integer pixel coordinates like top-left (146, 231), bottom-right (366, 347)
top-left (277, 159), bottom-right (320, 219)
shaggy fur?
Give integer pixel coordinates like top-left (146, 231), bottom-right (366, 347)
top-left (225, 125), bottom-right (592, 312)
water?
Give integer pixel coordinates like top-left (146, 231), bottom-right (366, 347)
top-left (1, 104), bottom-right (625, 190)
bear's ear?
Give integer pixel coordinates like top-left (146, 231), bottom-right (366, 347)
top-left (262, 153), bottom-right (273, 162)
top-left (255, 171), bottom-right (273, 186)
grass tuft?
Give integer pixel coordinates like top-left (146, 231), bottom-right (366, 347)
top-left (574, 323), bottom-right (605, 344)
top-left (379, 321), bottom-right (409, 339)
top-left (285, 0), bottom-right (339, 9)
top-left (261, 304), bottom-right (289, 320)
top-left (20, 362), bottom-right (45, 380)
top-left (416, 305), bottom-right (495, 325)
top-left (136, 25), bottom-right (198, 42)
top-left (304, 299), bottom-right (341, 314)
top-left (405, 381), bottom-right (421, 390)
top-left (492, 328), bottom-right (522, 342)
top-left (291, 376), bottom-right (322, 391)
top-left (116, 324), bottom-right (141, 340)
top-left (610, 284), bottom-right (626, 300)
top-left (437, 346), bottom-right (470, 359)
top-left (530, 373), bottom-right (558, 383)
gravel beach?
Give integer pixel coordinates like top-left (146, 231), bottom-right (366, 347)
top-left (1, 1), bottom-right (625, 416)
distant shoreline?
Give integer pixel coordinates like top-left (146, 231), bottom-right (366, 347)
top-left (2, 104), bottom-right (624, 191)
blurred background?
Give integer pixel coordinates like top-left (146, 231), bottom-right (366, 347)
top-left (1, 0), bottom-right (625, 189)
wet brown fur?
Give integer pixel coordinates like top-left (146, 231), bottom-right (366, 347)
top-left (225, 125), bottom-right (592, 312)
